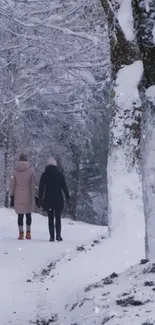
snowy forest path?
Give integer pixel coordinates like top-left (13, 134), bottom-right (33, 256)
top-left (0, 209), bottom-right (106, 325)
top-left (30, 233), bottom-right (145, 324)
top-left (30, 235), bottom-right (107, 323)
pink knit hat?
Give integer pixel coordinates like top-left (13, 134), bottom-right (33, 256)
top-left (47, 157), bottom-right (57, 166)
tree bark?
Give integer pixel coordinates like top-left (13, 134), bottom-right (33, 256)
top-left (132, 0), bottom-right (155, 259)
top-left (100, 0), bottom-right (145, 257)
top-left (70, 157), bottom-right (80, 221)
top-left (4, 115), bottom-right (11, 208)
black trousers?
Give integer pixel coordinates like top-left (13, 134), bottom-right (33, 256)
top-left (47, 209), bottom-right (61, 239)
top-left (18, 214), bottom-right (32, 231)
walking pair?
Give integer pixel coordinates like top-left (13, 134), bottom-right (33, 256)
top-left (10, 154), bottom-right (70, 241)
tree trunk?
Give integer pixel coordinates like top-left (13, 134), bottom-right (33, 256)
top-left (4, 129), bottom-right (9, 208)
top-left (3, 111), bottom-right (13, 208)
top-left (101, 0), bottom-right (145, 257)
top-left (132, 0), bottom-right (155, 259)
top-left (70, 159), bottom-right (80, 221)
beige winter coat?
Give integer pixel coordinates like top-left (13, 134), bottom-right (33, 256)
top-left (10, 161), bottom-right (37, 214)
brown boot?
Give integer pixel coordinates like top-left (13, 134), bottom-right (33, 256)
top-left (26, 231), bottom-right (31, 240)
top-left (18, 231), bottom-right (24, 240)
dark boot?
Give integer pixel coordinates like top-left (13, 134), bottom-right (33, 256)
top-left (56, 235), bottom-right (63, 241)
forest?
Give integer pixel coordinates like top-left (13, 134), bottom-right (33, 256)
top-left (1, 1), bottom-right (155, 324)
top-left (0, 0), bottom-right (110, 226)
top-left (0, 0), bottom-right (155, 255)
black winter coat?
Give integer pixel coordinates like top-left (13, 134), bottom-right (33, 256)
top-left (39, 165), bottom-right (70, 211)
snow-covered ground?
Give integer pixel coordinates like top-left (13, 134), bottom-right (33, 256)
top-left (0, 209), bottom-right (145, 325)
top-left (67, 259), bottom-right (155, 325)
top-left (0, 209), bottom-right (107, 324)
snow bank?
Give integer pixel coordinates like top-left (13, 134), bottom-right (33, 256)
top-left (108, 149), bottom-right (145, 254)
top-left (65, 260), bottom-right (155, 325)
top-left (117, 0), bottom-right (134, 42)
top-left (108, 60), bottom-right (145, 262)
top-left (41, 234), bottom-right (144, 321)
top-left (146, 85), bottom-right (155, 105)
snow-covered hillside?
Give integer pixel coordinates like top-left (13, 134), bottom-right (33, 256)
top-left (65, 260), bottom-right (155, 325)
top-left (0, 209), bottom-right (145, 325)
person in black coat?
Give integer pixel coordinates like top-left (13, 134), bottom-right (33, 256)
top-left (38, 157), bottom-right (70, 241)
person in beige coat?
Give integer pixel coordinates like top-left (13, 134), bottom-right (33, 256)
top-left (10, 153), bottom-right (37, 240)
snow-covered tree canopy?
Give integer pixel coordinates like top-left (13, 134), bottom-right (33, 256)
top-left (0, 0), bottom-right (110, 224)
